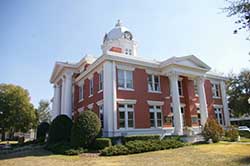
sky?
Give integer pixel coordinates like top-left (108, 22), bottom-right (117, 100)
top-left (0, 0), bottom-right (249, 107)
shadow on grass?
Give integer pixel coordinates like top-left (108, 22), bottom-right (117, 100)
top-left (237, 156), bottom-right (250, 165)
top-left (0, 148), bottom-right (53, 160)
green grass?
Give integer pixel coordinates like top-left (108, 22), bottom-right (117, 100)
top-left (239, 137), bottom-right (250, 142)
top-left (0, 142), bottom-right (249, 166)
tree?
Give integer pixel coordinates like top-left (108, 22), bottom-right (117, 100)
top-left (227, 69), bottom-right (250, 117)
top-left (36, 100), bottom-right (51, 123)
top-left (224, 0), bottom-right (250, 38)
top-left (0, 84), bottom-right (37, 141)
top-left (202, 119), bottom-right (224, 143)
top-left (36, 122), bottom-right (50, 143)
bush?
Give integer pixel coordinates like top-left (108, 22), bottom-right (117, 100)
top-left (47, 115), bottom-right (72, 145)
top-left (45, 141), bottom-right (71, 154)
top-left (202, 119), bottom-right (224, 143)
top-left (70, 110), bottom-right (101, 148)
top-left (17, 137), bottom-right (25, 144)
top-left (100, 139), bottom-right (184, 156)
top-left (64, 148), bottom-right (87, 155)
top-left (239, 130), bottom-right (250, 138)
top-left (93, 138), bottom-right (112, 150)
top-left (100, 145), bottom-right (129, 156)
top-left (36, 122), bottom-right (50, 143)
top-left (225, 126), bottom-right (239, 142)
top-left (123, 134), bottom-right (160, 144)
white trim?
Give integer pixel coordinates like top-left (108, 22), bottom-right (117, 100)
top-left (96, 99), bottom-right (104, 106)
top-left (98, 89), bottom-right (103, 93)
top-left (148, 90), bottom-right (162, 94)
top-left (170, 103), bottom-right (186, 107)
top-left (213, 104), bottom-right (223, 108)
top-left (117, 99), bottom-right (137, 104)
top-left (147, 100), bottom-right (164, 106)
top-left (118, 87), bottom-right (135, 91)
top-left (87, 103), bottom-right (94, 109)
top-left (116, 64), bottom-right (135, 71)
top-left (146, 69), bottom-right (161, 75)
top-left (78, 107), bottom-right (84, 113)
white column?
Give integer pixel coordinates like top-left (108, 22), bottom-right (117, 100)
top-left (197, 77), bottom-right (208, 126)
top-left (64, 72), bottom-right (73, 119)
top-left (103, 61), bottom-right (117, 137)
top-left (51, 86), bottom-right (56, 119)
top-left (61, 77), bottom-right (65, 115)
top-left (54, 84), bottom-right (61, 119)
top-left (220, 81), bottom-right (230, 126)
top-left (169, 72), bottom-right (183, 135)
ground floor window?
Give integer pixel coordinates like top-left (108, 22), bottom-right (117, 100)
top-left (196, 106), bottom-right (201, 126)
top-left (214, 107), bottom-right (224, 125)
top-left (118, 104), bottom-right (134, 129)
top-left (170, 105), bottom-right (185, 127)
top-left (99, 104), bottom-right (104, 128)
top-left (149, 105), bottom-right (162, 128)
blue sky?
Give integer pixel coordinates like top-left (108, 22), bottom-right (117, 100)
top-left (0, 0), bottom-right (249, 107)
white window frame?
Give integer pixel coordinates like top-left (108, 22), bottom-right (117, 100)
top-left (149, 105), bottom-right (162, 128)
top-left (99, 104), bottom-right (104, 128)
top-left (196, 105), bottom-right (201, 126)
top-left (193, 79), bottom-right (199, 96)
top-left (118, 103), bottom-right (135, 129)
top-left (98, 70), bottom-right (103, 92)
top-left (214, 105), bottom-right (224, 125)
top-left (148, 75), bottom-right (161, 92)
top-left (89, 77), bottom-right (94, 97)
top-left (170, 103), bottom-right (186, 127)
top-left (178, 80), bottom-right (183, 96)
top-left (79, 84), bottom-right (84, 101)
top-left (212, 83), bottom-right (220, 98)
top-left (118, 69), bottom-right (134, 90)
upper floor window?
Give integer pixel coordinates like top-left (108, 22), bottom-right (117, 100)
top-left (178, 80), bottom-right (183, 96)
top-left (89, 78), bottom-right (94, 96)
top-left (79, 84), bottom-right (84, 101)
top-left (148, 75), bottom-right (160, 92)
top-left (149, 105), bottom-right (162, 128)
top-left (118, 104), bottom-right (134, 129)
top-left (125, 48), bottom-right (132, 55)
top-left (99, 70), bottom-right (103, 91)
top-left (118, 69), bottom-right (133, 89)
top-left (212, 83), bottom-right (220, 98)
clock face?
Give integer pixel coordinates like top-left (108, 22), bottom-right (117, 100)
top-left (124, 31), bottom-right (132, 40)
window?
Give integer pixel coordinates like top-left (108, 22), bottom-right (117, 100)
top-left (149, 105), bottom-right (162, 128)
top-left (79, 84), bottom-right (84, 101)
top-left (118, 104), bottom-right (134, 129)
top-left (89, 78), bottom-right (94, 96)
top-left (212, 83), bottom-right (220, 98)
top-left (196, 106), bottom-right (201, 126)
top-left (118, 69), bottom-right (133, 89)
top-left (178, 80), bottom-right (183, 96)
top-left (99, 104), bottom-right (104, 128)
top-left (125, 48), bottom-right (129, 55)
top-left (125, 48), bottom-right (132, 55)
top-left (99, 70), bottom-right (103, 91)
top-left (214, 107), bottom-right (224, 125)
top-left (170, 105), bottom-right (185, 127)
top-left (193, 80), bottom-right (199, 96)
top-left (148, 75), bottom-right (160, 92)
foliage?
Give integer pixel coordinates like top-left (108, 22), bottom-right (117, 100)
top-left (239, 130), bottom-right (250, 138)
top-left (122, 134), bottom-right (160, 144)
top-left (0, 84), bottom-right (37, 141)
top-left (92, 138), bottom-right (112, 150)
top-left (70, 110), bottom-right (101, 148)
top-left (225, 126), bottom-right (239, 141)
top-left (202, 119), bottom-right (224, 143)
top-left (64, 148), bottom-right (87, 155)
top-left (36, 122), bottom-right (50, 143)
top-left (100, 144), bottom-right (129, 156)
top-left (224, 0), bottom-right (250, 37)
top-left (47, 115), bottom-right (72, 145)
top-left (227, 70), bottom-right (250, 117)
top-left (45, 141), bottom-right (71, 154)
top-left (36, 100), bottom-right (51, 123)
top-left (100, 139), bottom-right (184, 156)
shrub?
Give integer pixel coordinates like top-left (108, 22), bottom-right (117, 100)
top-left (47, 115), bottom-right (72, 145)
top-left (100, 139), bottom-right (184, 156)
top-left (45, 141), bottom-right (71, 154)
top-left (70, 110), bottom-right (101, 148)
top-left (123, 134), bottom-right (160, 144)
top-left (93, 138), bottom-right (112, 150)
top-left (202, 119), bottom-right (224, 143)
top-left (36, 122), bottom-right (50, 143)
top-left (100, 145), bottom-right (129, 156)
top-left (64, 148), bottom-right (87, 155)
top-left (225, 126), bottom-right (239, 142)
top-left (239, 130), bottom-right (250, 138)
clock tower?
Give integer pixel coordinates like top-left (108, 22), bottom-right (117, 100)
top-left (101, 20), bottom-right (138, 56)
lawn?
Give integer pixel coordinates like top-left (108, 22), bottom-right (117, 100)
top-left (0, 143), bottom-right (249, 166)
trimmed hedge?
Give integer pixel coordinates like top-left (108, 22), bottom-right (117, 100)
top-left (202, 119), bottom-right (224, 143)
top-left (100, 139), bottom-right (184, 156)
top-left (36, 122), bottom-right (50, 143)
top-left (70, 110), bottom-right (101, 148)
top-left (93, 138), bottom-right (112, 150)
top-left (123, 134), bottom-right (160, 143)
top-left (48, 115), bottom-right (72, 145)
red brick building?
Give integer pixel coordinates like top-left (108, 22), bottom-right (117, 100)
top-left (50, 20), bottom-right (230, 137)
